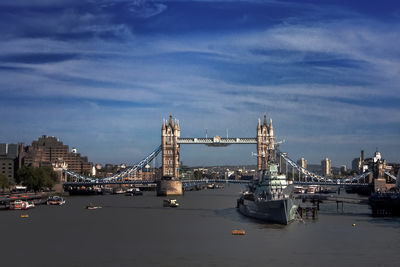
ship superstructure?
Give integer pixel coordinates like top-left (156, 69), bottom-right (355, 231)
top-left (237, 114), bottom-right (297, 224)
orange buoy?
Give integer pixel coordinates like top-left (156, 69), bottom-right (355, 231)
top-left (232, 230), bottom-right (246, 235)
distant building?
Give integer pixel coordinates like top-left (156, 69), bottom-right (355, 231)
top-left (296, 157), bottom-right (307, 180)
top-left (23, 135), bottom-right (93, 175)
top-left (340, 165), bottom-right (347, 174)
top-left (352, 157), bottom-right (361, 172)
top-left (321, 158), bottom-right (331, 176)
top-left (0, 143), bottom-right (24, 183)
top-left (297, 158), bottom-right (307, 169)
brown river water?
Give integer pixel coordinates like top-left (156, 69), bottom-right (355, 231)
top-left (1, 184), bottom-right (399, 267)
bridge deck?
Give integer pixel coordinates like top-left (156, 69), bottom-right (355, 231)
top-left (178, 137), bottom-right (257, 145)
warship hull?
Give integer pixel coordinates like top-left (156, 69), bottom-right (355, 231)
top-left (237, 197), bottom-right (297, 225)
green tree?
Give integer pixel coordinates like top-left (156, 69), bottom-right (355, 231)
top-left (193, 170), bottom-right (203, 180)
top-left (17, 166), bottom-right (58, 192)
top-left (0, 173), bottom-right (11, 192)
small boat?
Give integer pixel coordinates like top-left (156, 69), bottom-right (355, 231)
top-left (47, 196), bottom-right (66, 205)
top-left (86, 202), bottom-right (102, 210)
top-left (306, 185), bottom-right (318, 194)
top-left (113, 188), bottom-right (126, 194)
top-left (293, 186), bottom-right (305, 194)
top-left (21, 214), bottom-right (29, 218)
top-left (232, 230), bottom-right (246, 235)
top-left (125, 188), bottom-right (143, 196)
top-left (207, 184), bottom-right (215, 189)
top-left (9, 200), bottom-right (35, 210)
top-left (86, 205), bottom-right (102, 210)
top-left (163, 199), bottom-right (179, 208)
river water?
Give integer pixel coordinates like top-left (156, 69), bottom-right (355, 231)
top-left (1, 185), bottom-right (399, 267)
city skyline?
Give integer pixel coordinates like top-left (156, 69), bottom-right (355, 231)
top-left (0, 0), bottom-right (399, 167)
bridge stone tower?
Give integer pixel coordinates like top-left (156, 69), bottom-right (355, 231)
top-left (257, 114), bottom-right (275, 171)
top-left (161, 113), bottom-right (180, 178)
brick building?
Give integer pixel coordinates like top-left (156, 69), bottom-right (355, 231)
top-left (23, 135), bottom-right (93, 174)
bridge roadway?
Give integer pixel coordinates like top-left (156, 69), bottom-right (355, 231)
top-left (63, 179), bottom-right (369, 187)
top-left (178, 137), bottom-right (257, 146)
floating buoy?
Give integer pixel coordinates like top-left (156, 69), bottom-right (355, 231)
top-left (232, 230), bottom-right (246, 235)
top-left (352, 223), bottom-right (356, 227)
top-left (21, 214), bottom-right (29, 218)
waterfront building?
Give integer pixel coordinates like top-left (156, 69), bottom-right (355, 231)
top-left (23, 135), bottom-right (93, 174)
top-left (321, 157), bottom-right (331, 176)
top-left (0, 143), bottom-right (24, 183)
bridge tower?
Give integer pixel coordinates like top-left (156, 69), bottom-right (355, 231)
top-left (257, 114), bottom-right (275, 171)
top-left (161, 113), bottom-right (180, 178)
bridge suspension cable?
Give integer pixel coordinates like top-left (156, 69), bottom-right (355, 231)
top-left (384, 171), bottom-right (397, 181)
top-left (63, 145), bottom-right (162, 182)
top-left (275, 147), bottom-right (370, 184)
top-left (275, 148), bottom-right (326, 182)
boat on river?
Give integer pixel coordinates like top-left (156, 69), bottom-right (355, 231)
top-left (125, 188), bottom-right (143, 196)
top-left (47, 196), bottom-right (66, 205)
top-left (9, 200), bottom-right (35, 210)
top-left (237, 163), bottom-right (298, 225)
top-left (163, 199), bottom-right (179, 207)
top-left (86, 202), bottom-right (102, 210)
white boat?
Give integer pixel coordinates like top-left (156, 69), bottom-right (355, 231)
top-left (9, 200), bottom-right (35, 210)
top-left (207, 184), bottom-right (215, 189)
top-left (47, 196), bottom-right (66, 205)
top-left (163, 199), bottom-right (179, 207)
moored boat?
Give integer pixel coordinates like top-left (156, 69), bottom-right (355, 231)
top-left (113, 188), bottom-right (126, 194)
top-left (9, 200), bottom-right (35, 210)
top-left (237, 159), bottom-right (298, 224)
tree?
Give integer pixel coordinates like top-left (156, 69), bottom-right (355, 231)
top-left (17, 166), bottom-right (58, 192)
top-left (193, 170), bottom-right (203, 180)
top-left (0, 173), bottom-right (11, 192)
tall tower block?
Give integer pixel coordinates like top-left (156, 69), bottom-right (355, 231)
top-left (161, 113), bottom-right (180, 178)
top-left (257, 114), bottom-right (275, 171)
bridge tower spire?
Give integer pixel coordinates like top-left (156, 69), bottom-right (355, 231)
top-left (162, 113), bottom-right (180, 178)
top-left (257, 114), bottom-right (274, 171)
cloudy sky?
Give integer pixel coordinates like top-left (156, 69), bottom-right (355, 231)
top-left (0, 0), bottom-right (399, 167)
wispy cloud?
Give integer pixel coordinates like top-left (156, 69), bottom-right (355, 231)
top-left (0, 0), bottom-right (399, 166)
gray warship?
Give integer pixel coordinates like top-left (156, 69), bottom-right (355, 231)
top-left (237, 163), bottom-right (298, 225)
top-left (236, 114), bottom-right (297, 224)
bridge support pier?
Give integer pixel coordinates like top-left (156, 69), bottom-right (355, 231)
top-left (156, 179), bottom-right (183, 196)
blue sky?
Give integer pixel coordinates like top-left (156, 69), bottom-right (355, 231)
top-left (0, 0), bottom-right (399, 167)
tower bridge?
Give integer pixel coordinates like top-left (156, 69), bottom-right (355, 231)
top-left (62, 113), bottom-right (393, 193)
